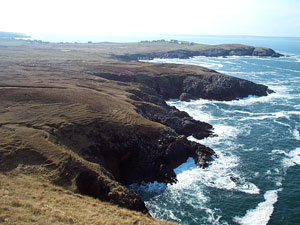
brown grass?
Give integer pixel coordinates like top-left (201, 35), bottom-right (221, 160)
top-left (0, 39), bottom-right (225, 225)
top-left (0, 39), bottom-right (255, 62)
top-left (0, 173), bottom-right (177, 225)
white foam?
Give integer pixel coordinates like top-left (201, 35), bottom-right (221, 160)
top-left (173, 91), bottom-right (282, 110)
top-left (143, 159), bottom-right (213, 224)
top-left (145, 51), bottom-right (299, 225)
top-left (274, 119), bottom-right (291, 128)
top-left (177, 98), bottom-right (260, 195)
top-left (282, 148), bottom-right (300, 168)
top-left (272, 148), bottom-right (300, 169)
top-left (233, 189), bottom-right (282, 225)
top-left (204, 208), bottom-right (227, 225)
top-left (189, 136), bottom-right (260, 195)
top-left (288, 111), bottom-right (300, 116)
top-left (275, 177), bottom-right (283, 187)
top-left (238, 95), bottom-right (259, 100)
top-left (170, 100), bottom-right (259, 197)
top-left (174, 157), bottom-right (197, 175)
top-left (212, 124), bottom-right (241, 140)
top-left (293, 128), bottom-right (300, 140)
top-left (226, 93), bottom-right (280, 106)
top-left (275, 67), bottom-right (300, 73)
top-left (240, 111), bottom-right (290, 121)
top-left (167, 99), bottom-right (215, 123)
top-left (129, 181), bottom-right (166, 200)
top-left (271, 149), bottom-right (288, 156)
top-left (150, 57), bottom-right (224, 70)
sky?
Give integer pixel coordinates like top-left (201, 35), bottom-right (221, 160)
top-left (1, 0), bottom-right (300, 38)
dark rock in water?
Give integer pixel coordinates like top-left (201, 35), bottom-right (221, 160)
top-left (252, 47), bottom-right (283, 57)
top-left (181, 74), bottom-right (271, 101)
top-left (230, 176), bottom-right (242, 185)
top-left (132, 97), bottom-right (213, 140)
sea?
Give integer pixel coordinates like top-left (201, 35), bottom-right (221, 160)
top-left (128, 35), bottom-right (300, 225)
top-left (34, 34), bottom-right (300, 225)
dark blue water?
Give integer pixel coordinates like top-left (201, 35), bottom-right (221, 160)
top-left (130, 36), bottom-right (300, 225)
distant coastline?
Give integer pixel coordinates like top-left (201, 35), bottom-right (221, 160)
top-left (2, 31), bottom-right (299, 46)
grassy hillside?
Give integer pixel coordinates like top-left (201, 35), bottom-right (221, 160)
top-left (0, 173), bottom-right (176, 225)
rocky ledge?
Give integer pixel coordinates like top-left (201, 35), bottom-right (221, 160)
top-left (115, 44), bottom-right (283, 61)
top-left (92, 62), bottom-right (274, 101)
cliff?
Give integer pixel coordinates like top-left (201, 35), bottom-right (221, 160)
top-left (0, 39), bottom-right (276, 224)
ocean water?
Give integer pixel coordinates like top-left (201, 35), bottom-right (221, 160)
top-left (130, 36), bottom-right (300, 225)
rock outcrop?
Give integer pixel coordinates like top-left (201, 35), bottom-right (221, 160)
top-left (90, 62), bottom-right (273, 102)
top-left (115, 44), bottom-right (283, 61)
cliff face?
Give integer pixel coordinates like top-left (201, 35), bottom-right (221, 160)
top-left (0, 60), bottom-right (218, 214)
top-left (92, 62), bottom-right (273, 101)
top-left (115, 44), bottom-right (283, 61)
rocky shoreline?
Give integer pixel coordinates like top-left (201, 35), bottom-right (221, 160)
top-left (0, 40), bottom-right (278, 220)
top-left (115, 44), bottom-right (283, 61)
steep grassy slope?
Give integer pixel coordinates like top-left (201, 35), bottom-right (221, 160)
top-left (0, 173), bottom-right (176, 225)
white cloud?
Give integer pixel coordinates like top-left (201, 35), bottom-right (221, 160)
top-left (1, 0), bottom-right (299, 37)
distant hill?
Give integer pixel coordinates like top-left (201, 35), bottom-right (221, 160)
top-left (0, 31), bottom-right (30, 39)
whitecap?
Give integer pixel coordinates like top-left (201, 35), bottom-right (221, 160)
top-left (272, 148), bottom-right (300, 169)
top-left (240, 111), bottom-right (290, 121)
top-left (292, 128), bottom-right (300, 140)
top-left (274, 168), bottom-right (280, 174)
top-left (274, 119), bottom-right (291, 128)
top-left (214, 92), bottom-right (280, 107)
top-left (271, 149), bottom-right (288, 156)
top-left (275, 177), bottom-right (283, 187)
top-left (266, 170), bottom-right (272, 175)
top-left (195, 62), bottom-right (224, 69)
top-left (282, 148), bottom-right (300, 168)
top-left (233, 189), bottom-right (282, 225)
top-left (288, 111), bottom-right (300, 116)
top-left (167, 99), bottom-right (215, 123)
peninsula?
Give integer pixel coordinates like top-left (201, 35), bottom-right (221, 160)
top-left (0, 36), bottom-right (281, 224)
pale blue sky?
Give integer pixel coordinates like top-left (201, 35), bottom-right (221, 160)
top-left (1, 0), bottom-right (299, 37)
